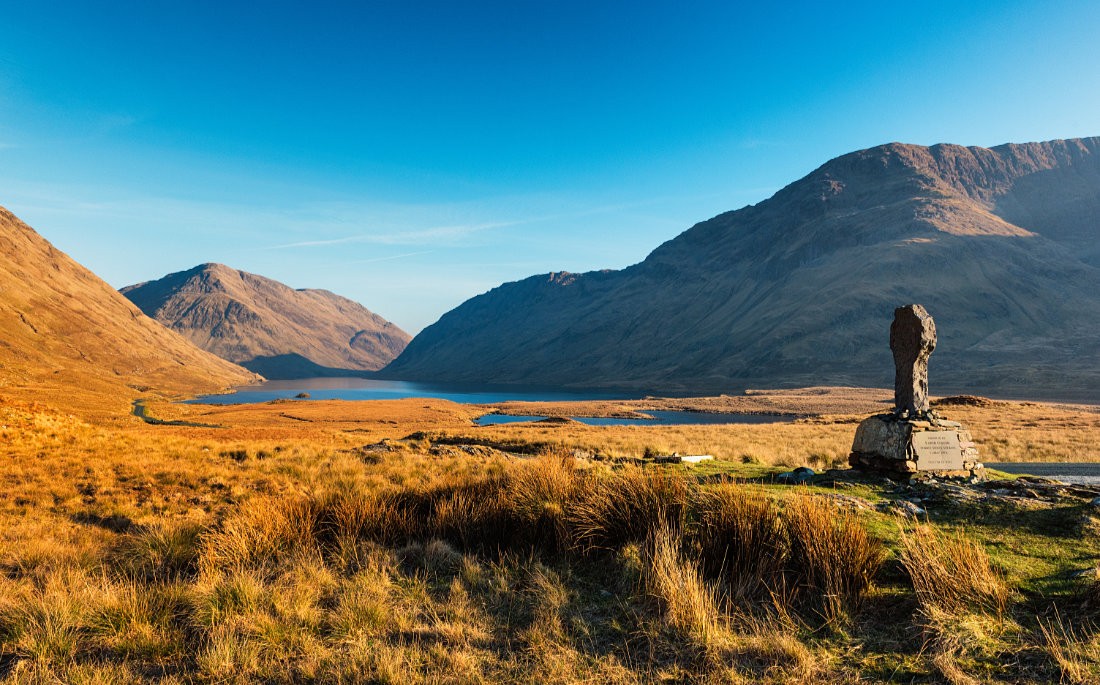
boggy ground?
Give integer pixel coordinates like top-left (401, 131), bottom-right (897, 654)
top-left (0, 389), bottom-right (1099, 683)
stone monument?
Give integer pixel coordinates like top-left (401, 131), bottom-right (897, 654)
top-left (849, 305), bottom-right (982, 475)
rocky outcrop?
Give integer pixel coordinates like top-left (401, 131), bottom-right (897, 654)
top-left (122, 264), bottom-right (410, 379)
top-left (383, 138), bottom-right (1100, 399)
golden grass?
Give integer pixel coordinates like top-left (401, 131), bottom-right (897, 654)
top-left (1, 388), bottom-right (1098, 682)
top-left (1040, 614), bottom-right (1100, 685)
top-left (695, 485), bottom-right (787, 601)
top-left (569, 467), bottom-right (689, 553)
top-left (642, 524), bottom-right (725, 648)
top-left (899, 524), bottom-right (1012, 618)
top-left (898, 524), bottom-right (1019, 684)
top-left (782, 496), bottom-right (885, 624)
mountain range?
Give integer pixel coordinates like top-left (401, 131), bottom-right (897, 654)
top-left (0, 206), bottom-right (257, 412)
top-left (383, 137), bottom-right (1100, 399)
top-left (121, 263), bottom-right (410, 379)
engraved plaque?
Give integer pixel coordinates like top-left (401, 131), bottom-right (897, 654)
top-left (910, 430), bottom-right (964, 471)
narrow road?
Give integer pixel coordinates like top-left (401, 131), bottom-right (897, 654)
top-left (131, 400), bottom-right (222, 428)
top-left (987, 462), bottom-right (1100, 486)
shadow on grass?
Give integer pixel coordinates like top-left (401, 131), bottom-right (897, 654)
top-left (70, 510), bottom-right (140, 534)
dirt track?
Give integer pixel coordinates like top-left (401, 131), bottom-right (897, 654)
top-left (988, 462), bottom-right (1100, 485)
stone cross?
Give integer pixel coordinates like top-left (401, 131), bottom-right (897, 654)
top-left (890, 304), bottom-right (936, 415)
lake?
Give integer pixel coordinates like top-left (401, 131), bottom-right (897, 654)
top-left (187, 378), bottom-right (795, 426)
top-left (188, 377), bottom-right (642, 405)
top-left (475, 410), bottom-right (794, 426)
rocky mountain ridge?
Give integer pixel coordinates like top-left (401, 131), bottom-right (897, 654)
top-left (122, 264), bottom-right (410, 378)
top-left (383, 137), bottom-right (1100, 399)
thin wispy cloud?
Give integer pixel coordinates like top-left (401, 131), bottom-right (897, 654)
top-left (265, 219), bottom-right (530, 249)
top-left (268, 235), bottom-right (368, 249)
top-left (352, 250), bottom-right (435, 264)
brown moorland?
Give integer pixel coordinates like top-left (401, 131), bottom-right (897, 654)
top-left (2, 389), bottom-right (1100, 683)
top-left (4, 203), bottom-right (1100, 682)
top-left (138, 388), bottom-right (1100, 465)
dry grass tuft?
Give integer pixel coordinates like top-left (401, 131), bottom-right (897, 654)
top-left (721, 613), bottom-right (827, 684)
top-left (1040, 613), bottom-right (1100, 685)
top-left (569, 467), bottom-right (688, 553)
top-left (424, 473), bottom-right (518, 553)
top-left (642, 524), bottom-right (726, 648)
top-left (692, 487), bottom-right (885, 623)
top-left (509, 454), bottom-right (582, 554)
top-left (112, 520), bottom-right (204, 582)
top-left (695, 485), bottom-right (787, 602)
top-left (899, 524), bottom-right (1011, 618)
top-left (783, 495), bottom-right (885, 624)
top-left (899, 524), bottom-right (1017, 684)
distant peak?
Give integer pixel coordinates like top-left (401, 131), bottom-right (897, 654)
top-left (119, 262), bottom-right (411, 377)
top-left (194, 262), bottom-right (235, 275)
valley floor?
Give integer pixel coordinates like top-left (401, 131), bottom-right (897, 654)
top-left (0, 388), bottom-right (1098, 682)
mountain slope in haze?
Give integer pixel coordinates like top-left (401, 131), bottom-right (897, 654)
top-left (384, 137), bottom-right (1100, 399)
top-left (122, 264), bottom-right (411, 379)
top-left (0, 206), bottom-right (258, 412)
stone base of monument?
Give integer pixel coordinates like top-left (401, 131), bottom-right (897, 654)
top-left (849, 412), bottom-right (982, 476)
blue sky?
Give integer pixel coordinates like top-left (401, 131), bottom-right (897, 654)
top-left (1, 1), bottom-right (1098, 333)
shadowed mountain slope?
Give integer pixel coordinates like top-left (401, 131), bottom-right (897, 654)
top-left (122, 264), bottom-right (410, 379)
top-left (0, 206), bottom-right (258, 413)
top-left (384, 138), bottom-right (1100, 399)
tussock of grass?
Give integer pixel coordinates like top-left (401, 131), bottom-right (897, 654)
top-left (509, 455), bottom-right (581, 554)
top-left (695, 485), bottom-right (787, 602)
top-left (693, 488), bottom-right (884, 624)
top-left (642, 524), bottom-right (725, 648)
top-left (899, 524), bottom-right (1018, 684)
top-left (783, 495), bottom-right (885, 624)
top-left (899, 524), bottom-right (1011, 618)
top-left (112, 520), bottom-right (204, 582)
top-left (568, 467), bottom-right (688, 553)
top-left (1040, 613), bottom-right (1100, 685)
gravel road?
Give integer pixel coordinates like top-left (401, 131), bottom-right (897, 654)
top-left (987, 462), bottom-right (1100, 486)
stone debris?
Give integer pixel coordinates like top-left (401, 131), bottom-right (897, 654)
top-left (1068, 567), bottom-right (1100, 580)
top-left (821, 493), bottom-right (874, 510)
top-left (358, 439), bottom-right (398, 453)
top-left (777, 466), bottom-right (815, 485)
top-left (888, 499), bottom-right (926, 517)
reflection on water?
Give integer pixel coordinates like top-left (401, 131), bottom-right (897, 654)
top-left (188, 378), bottom-right (792, 426)
top-left (475, 410), bottom-right (793, 426)
top-left (188, 377), bottom-right (641, 405)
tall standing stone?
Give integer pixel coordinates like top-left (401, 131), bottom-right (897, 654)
top-left (849, 304), bottom-right (981, 475)
top-left (890, 304), bottom-right (936, 416)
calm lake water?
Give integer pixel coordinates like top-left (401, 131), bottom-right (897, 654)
top-left (188, 378), bottom-right (794, 426)
top-left (475, 411), bottom-right (793, 427)
top-left (188, 377), bottom-right (641, 405)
